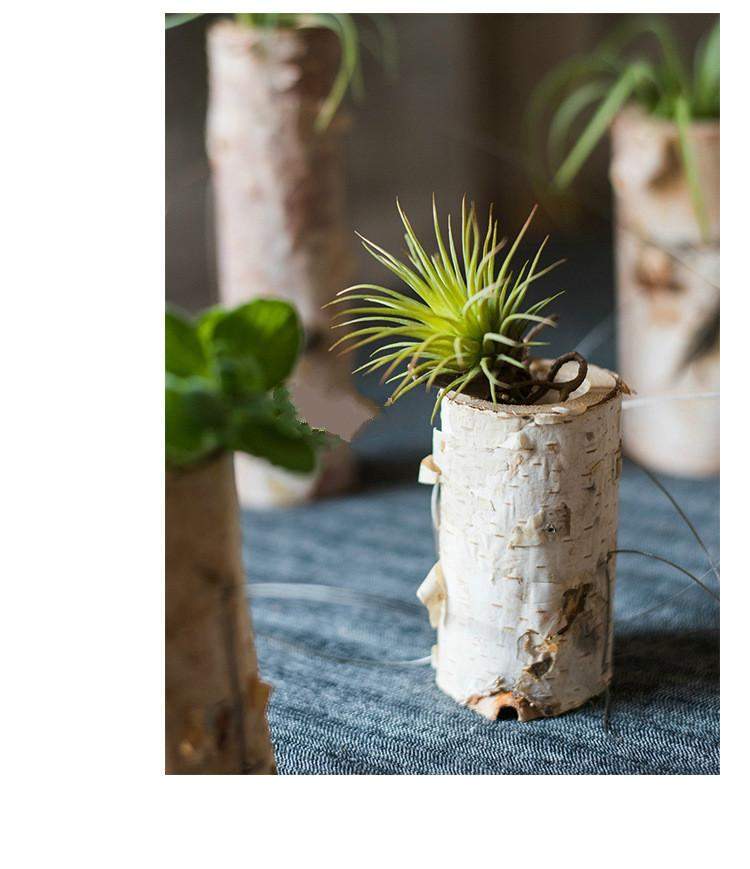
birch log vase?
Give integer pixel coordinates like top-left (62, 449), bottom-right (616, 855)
top-left (610, 107), bottom-right (719, 477)
top-left (166, 454), bottom-right (275, 774)
top-left (417, 362), bottom-right (624, 721)
top-left (206, 21), bottom-right (374, 507)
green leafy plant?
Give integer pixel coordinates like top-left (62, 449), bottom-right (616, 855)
top-left (329, 198), bottom-right (588, 420)
top-left (528, 15), bottom-right (719, 239)
top-left (166, 299), bottom-right (327, 471)
top-left (165, 12), bottom-right (395, 132)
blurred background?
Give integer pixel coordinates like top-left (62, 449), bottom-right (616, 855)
top-left (166, 11), bottom-right (718, 470)
top-left (164, 12), bottom-right (720, 774)
top-left (167, 12), bottom-right (713, 308)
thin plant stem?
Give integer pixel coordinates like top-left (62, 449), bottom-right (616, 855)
top-left (612, 549), bottom-right (719, 601)
top-left (631, 460), bottom-right (720, 585)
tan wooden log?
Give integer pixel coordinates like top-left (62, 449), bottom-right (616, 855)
top-left (206, 20), bottom-right (374, 507)
top-left (166, 454), bottom-right (275, 774)
top-left (610, 106), bottom-right (719, 477)
top-left (418, 363), bottom-right (624, 720)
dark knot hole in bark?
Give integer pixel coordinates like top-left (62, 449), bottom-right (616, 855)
top-left (496, 706), bottom-right (519, 721)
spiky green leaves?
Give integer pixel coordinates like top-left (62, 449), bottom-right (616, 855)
top-left (166, 300), bottom-right (327, 471)
top-left (329, 199), bottom-right (563, 418)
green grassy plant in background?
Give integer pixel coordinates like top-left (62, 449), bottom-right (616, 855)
top-left (165, 12), bottom-right (395, 131)
top-left (528, 15), bottom-right (719, 239)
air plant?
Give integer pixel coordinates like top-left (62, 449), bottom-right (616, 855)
top-left (165, 12), bottom-right (395, 131)
top-left (528, 15), bottom-right (719, 239)
top-left (329, 199), bottom-right (588, 420)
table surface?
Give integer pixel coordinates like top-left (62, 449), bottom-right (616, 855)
top-left (243, 244), bottom-right (719, 775)
top-left (245, 465), bottom-right (718, 775)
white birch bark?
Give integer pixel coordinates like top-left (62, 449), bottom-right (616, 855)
top-left (610, 106), bottom-right (719, 477)
top-left (418, 363), bottom-right (624, 720)
top-left (206, 21), bottom-right (374, 507)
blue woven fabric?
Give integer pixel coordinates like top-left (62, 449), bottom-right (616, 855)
top-left (243, 426), bottom-right (719, 775)
top-left (242, 253), bottom-right (719, 775)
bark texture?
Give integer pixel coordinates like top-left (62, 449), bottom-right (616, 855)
top-left (611, 106), bottom-right (719, 477)
top-left (206, 21), bottom-right (374, 507)
top-left (166, 454), bottom-right (275, 774)
top-left (418, 362), bottom-right (624, 720)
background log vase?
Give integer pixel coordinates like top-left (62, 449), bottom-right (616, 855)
top-left (206, 21), bottom-right (374, 507)
top-left (610, 106), bottom-right (719, 477)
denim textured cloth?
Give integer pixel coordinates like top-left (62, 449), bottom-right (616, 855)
top-left (242, 246), bottom-right (719, 775)
top-left (244, 438), bottom-right (719, 775)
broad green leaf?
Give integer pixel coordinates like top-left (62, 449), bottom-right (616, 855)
top-left (165, 309), bottom-right (208, 378)
top-left (165, 375), bottom-right (225, 466)
top-left (228, 412), bottom-right (317, 474)
top-left (212, 299), bottom-right (302, 391)
top-left (217, 354), bottom-right (265, 397)
top-left (196, 306), bottom-right (229, 350)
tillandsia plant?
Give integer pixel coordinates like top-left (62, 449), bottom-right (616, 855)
top-left (527, 15), bottom-right (719, 240)
top-left (329, 198), bottom-right (588, 419)
top-left (166, 299), bottom-right (328, 472)
top-left (165, 12), bottom-right (395, 131)
top-left (165, 298), bottom-right (326, 774)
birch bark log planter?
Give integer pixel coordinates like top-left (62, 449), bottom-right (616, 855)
top-left (166, 456), bottom-right (275, 773)
top-left (417, 363), bottom-right (623, 721)
top-left (206, 20), bottom-right (374, 507)
top-left (333, 198), bottom-right (627, 721)
top-left (610, 107), bottom-right (719, 477)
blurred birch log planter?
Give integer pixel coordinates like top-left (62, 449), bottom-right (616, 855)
top-left (166, 455), bottom-right (275, 774)
top-left (206, 20), bottom-right (373, 507)
top-left (418, 363), bottom-right (624, 720)
top-left (530, 18), bottom-right (719, 477)
top-left (610, 111), bottom-right (719, 477)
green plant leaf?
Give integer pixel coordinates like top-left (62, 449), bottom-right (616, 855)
top-left (674, 95), bottom-right (710, 242)
top-left (693, 20), bottom-right (719, 117)
top-left (217, 355), bottom-right (265, 397)
top-left (165, 309), bottom-right (209, 378)
top-left (234, 12), bottom-right (393, 132)
top-left (553, 63), bottom-right (648, 190)
top-left (212, 299), bottom-right (302, 391)
top-left (548, 80), bottom-right (610, 167)
top-left (165, 13), bottom-right (203, 30)
top-left (529, 13), bottom-right (719, 217)
top-left (195, 306), bottom-right (228, 349)
top-left (165, 375), bottom-right (225, 467)
top-left (165, 301), bottom-right (327, 470)
top-left (227, 412), bottom-right (317, 473)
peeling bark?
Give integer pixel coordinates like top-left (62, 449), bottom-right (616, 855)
top-left (206, 21), bottom-right (374, 506)
top-left (166, 455), bottom-right (275, 774)
top-left (418, 362), bottom-right (624, 720)
top-left (610, 107), bottom-right (719, 477)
